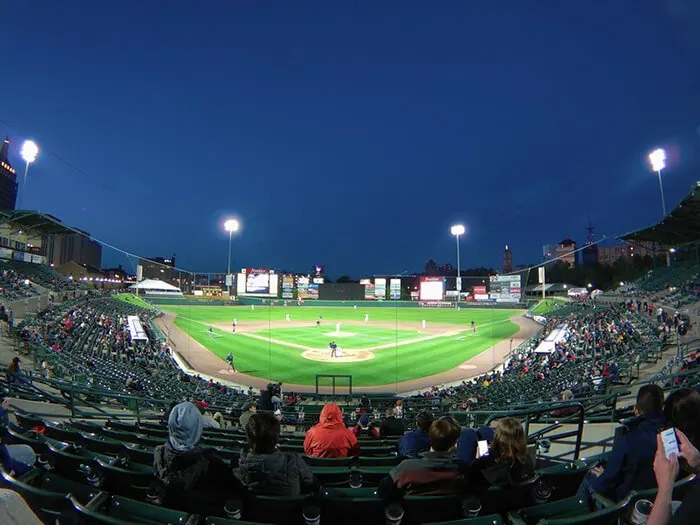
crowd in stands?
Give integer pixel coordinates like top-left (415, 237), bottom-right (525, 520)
top-left (622, 260), bottom-right (700, 310)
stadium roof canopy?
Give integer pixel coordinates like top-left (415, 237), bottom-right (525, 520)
top-left (0, 210), bottom-right (77, 236)
top-left (621, 182), bottom-right (700, 246)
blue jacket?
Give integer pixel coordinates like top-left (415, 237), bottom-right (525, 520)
top-left (457, 427), bottom-right (495, 464)
top-left (398, 428), bottom-right (430, 458)
top-left (589, 413), bottom-right (663, 500)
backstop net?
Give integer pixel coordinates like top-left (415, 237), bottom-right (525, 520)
top-left (315, 374), bottom-right (353, 395)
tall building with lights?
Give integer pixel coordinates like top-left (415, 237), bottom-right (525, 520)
top-left (503, 245), bottom-right (513, 273)
top-left (0, 137), bottom-right (18, 210)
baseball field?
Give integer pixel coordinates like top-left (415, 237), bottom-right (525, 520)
top-left (155, 302), bottom-right (524, 388)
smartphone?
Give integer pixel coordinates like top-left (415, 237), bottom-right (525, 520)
top-left (477, 440), bottom-right (489, 457)
top-left (660, 428), bottom-right (680, 459)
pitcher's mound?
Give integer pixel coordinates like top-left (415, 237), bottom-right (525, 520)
top-left (302, 349), bottom-right (375, 363)
top-left (322, 331), bottom-right (356, 338)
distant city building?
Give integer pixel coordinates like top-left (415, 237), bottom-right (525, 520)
top-left (503, 245), bottom-right (513, 273)
top-left (556, 239), bottom-right (577, 266)
top-left (598, 241), bottom-right (657, 266)
top-left (581, 220), bottom-right (598, 266)
top-left (0, 137), bottom-right (18, 210)
top-left (542, 244), bottom-right (557, 266)
top-left (139, 255), bottom-right (177, 283)
top-left (44, 229), bottom-right (102, 269)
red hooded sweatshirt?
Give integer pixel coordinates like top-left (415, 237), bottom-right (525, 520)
top-left (304, 403), bottom-right (360, 458)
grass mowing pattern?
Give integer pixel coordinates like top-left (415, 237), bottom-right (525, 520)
top-left (255, 325), bottom-right (422, 349)
top-left (159, 304), bottom-right (520, 387)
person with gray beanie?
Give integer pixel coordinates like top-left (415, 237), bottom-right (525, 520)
top-left (153, 402), bottom-right (239, 515)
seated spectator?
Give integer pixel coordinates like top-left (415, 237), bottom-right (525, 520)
top-left (456, 425), bottom-right (495, 464)
top-left (195, 401), bottom-right (220, 429)
top-left (239, 401), bottom-right (257, 429)
top-left (236, 412), bottom-right (318, 496)
top-left (468, 417), bottom-right (534, 488)
top-left (551, 389), bottom-right (578, 418)
top-left (153, 402), bottom-right (238, 515)
top-left (380, 408), bottom-right (405, 437)
top-left (352, 415), bottom-right (380, 438)
top-left (648, 429), bottom-right (700, 525)
top-left (398, 410), bottom-right (433, 458)
top-left (6, 357), bottom-right (22, 385)
top-left (663, 388), bottom-right (700, 447)
top-left (577, 384), bottom-right (664, 503)
top-left (394, 399), bottom-right (404, 419)
top-left (304, 403), bottom-right (359, 458)
top-left (379, 416), bottom-right (464, 498)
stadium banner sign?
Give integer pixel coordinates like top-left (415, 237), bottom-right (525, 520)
top-left (308, 283), bottom-right (320, 299)
top-left (127, 315), bottom-right (149, 342)
top-left (282, 275), bottom-right (294, 299)
top-left (374, 278), bottom-right (387, 300)
top-left (568, 287), bottom-right (588, 299)
top-left (390, 278), bottom-right (401, 300)
top-left (489, 275), bottom-right (522, 303)
top-left (418, 301), bottom-right (456, 308)
top-left (473, 285), bottom-right (487, 295)
top-left (0, 247), bottom-right (12, 260)
top-left (297, 276), bottom-right (310, 299)
top-left (419, 276), bottom-right (445, 301)
top-left (360, 278), bottom-right (375, 300)
top-left (474, 293), bottom-right (491, 301)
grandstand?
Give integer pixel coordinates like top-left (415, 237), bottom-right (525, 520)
top-left (0, 185), bottom-right (698, 523)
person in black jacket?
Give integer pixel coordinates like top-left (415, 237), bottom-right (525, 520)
top-left (380, 408), bottom-right (405, 437)
top-left (153, 402), bottom-right (239, 515)
top-left (236, 412), bottom-right (318, 496)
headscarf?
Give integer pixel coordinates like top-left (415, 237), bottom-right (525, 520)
top-left (167, 402), bottom-right (203, 452)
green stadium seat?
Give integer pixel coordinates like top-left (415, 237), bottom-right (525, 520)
top-left (320, 486), bottom-right (385, 524)
top-left (508, 495), bottom-right (589, 525)
top-left (402, 494), bottom-right (465, 523)
top-left (540, 494), bottom-right (634, 525)
top-left (303, 455), bottom-right (353, 467)
top-left (0, 467), bottom-right (73, 523)
top-left (242, 494), bottom-right (312, 525)
top-left (94, 458), bottom-right (155, 500)
top-left (206, 517), bottom-right (273, 525)
top-left (426, 514), bottom-right (503, 525)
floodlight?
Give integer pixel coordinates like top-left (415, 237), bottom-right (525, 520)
top-left (20, 140), bottom-right (39, 163)
top-left (224, 219), bottom-right (240, 233)
top-left (648, 148), bottom-right (666, 172)
top-left (450, 224), bottom-right (465, 236)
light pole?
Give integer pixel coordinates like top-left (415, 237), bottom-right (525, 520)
top-left (648, 148), bottom-right (667, 217)
top-left (450, 224), bottom-right (465, 293)
top-left (19, 140), bottom-right (39, 209)
top-left (224, 219), bottom-right (240, 296)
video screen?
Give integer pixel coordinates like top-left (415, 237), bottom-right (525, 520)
top-left (420, 278), bottom-right (444, 301)
top-left (246, 272), bottom-right (270, 293)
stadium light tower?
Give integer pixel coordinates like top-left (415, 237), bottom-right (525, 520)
top-left (224, 219), bottom-right (240, 296)
top-left (450, 224), bottom-right (465, 292)
top-left (19, 140), bottom-right (39, 210)
top-left (648, 148), bottom-right (667, 217)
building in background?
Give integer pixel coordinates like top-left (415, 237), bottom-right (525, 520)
top-left (0, 137), bottom-right (18, 210)
top-left (555, 239), bottom-right (577, 266)
top-left (138, 255), bottom-right (180, 287)
top-left (598, 241), bottom-right (657, 266)
top-left (503, 245), bottom-right (512, 273)
top-left (542, 244), bottom-right (557, 265)
top-left (581, 220), bottom-right (598, 266)
top-left (44, 229), bottom-right (102, 268)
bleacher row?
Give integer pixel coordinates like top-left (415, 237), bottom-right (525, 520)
top-left (0, 259), bottom-right (82, 302)
top-left (623, 260), bottom-right (700, 309)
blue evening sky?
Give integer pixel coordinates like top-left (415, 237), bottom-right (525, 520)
top-left (2, 1), bottom-right (700, 277)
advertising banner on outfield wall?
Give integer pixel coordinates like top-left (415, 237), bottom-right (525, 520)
top-left (390, 278), bottom-right (401, 300)
top-left (360, 279), bottom-right (375, 299)
top-left (308, 283), bottom-right (319, 299)
top-left (297, 276), bottom-right (309, 299)
top-left (374, 278), bottom-right (387, 300)
top-left (473, 285), bottom-right (487, 295)
top-left (282, 275), bottom-right (294, 299)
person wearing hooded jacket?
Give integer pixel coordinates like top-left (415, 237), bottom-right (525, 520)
top-left (304, 403), bottom-right (360, 458)
top-left (236, 412), bottom-right (319, 495)
top-left (153, 402), bottom-right (239, 515)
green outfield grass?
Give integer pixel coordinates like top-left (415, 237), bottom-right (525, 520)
top-left (154, 302), bottom-right (521, 387)
top-left (530, 298), bottom-right (569, 316)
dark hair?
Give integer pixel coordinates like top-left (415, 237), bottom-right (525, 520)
top-left (415, 410), bottom-right (434, 431)
top-left (664, 389), bottom-right (700, 447)
top-left (429, 417), bottom-right (461, 452)
top-left (636, 384), bottom-right (664, 416)
top-left (246, 412), bottom-right (280, 454)
top-left (491, 417), bottom-right (527, 464)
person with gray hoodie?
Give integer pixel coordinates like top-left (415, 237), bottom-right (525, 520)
top-left (236, 412), bottom-right (319, 496)
top-left (153, 401), bottom-right (239, 515)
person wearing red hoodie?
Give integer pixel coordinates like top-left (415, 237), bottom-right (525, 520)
top-left (304, 403), bottom-right (360, 458)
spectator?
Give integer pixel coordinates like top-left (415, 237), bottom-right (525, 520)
top-left (6, 357), bottom-right (22, 385)
top-left (351, 415), bottom-right (380, 438)
top-left (304, 403), bottom-right (359, 458)
top-left (379, 408), bottom-right (405, 437)
top-left (239, 401), bottom-right (257, 429)
top-left (394, 399), bottom-right (404, 419)
top-left (236, 412), bottom-right (318, 496)
top-left (648, 429), bottom-right (700, 525)
top-left (195, 401), bottom-right (220, 429)
top-left (456, 426), bottom-right (495, 464)
top-left (153, 402), bottom-right (238, 515)
top-left (577, 384), bottom-right (664, 503)
top-left (398, 410), bottom-right (433, 458)
top-left (468, 417), bottom-right (534, 488)
top-left (379, 416), bottom-right (464, 498)
top-left (663, 388), bottom-right (700, 447)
